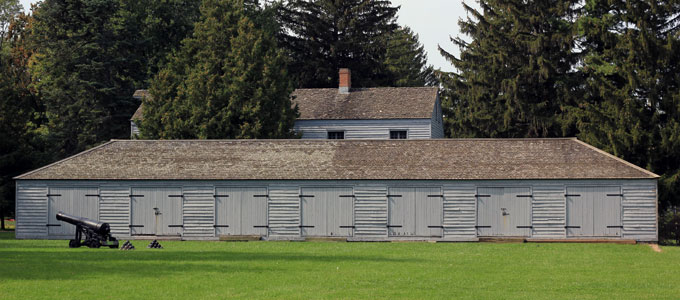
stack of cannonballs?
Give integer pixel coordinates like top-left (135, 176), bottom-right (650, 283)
top-left (147, 240), bottom-right (163, 249)
top-left (120, 241), bottom-right (135, 251)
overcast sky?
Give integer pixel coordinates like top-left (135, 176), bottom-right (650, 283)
top-left (20, 0), bottom-right (469, 72)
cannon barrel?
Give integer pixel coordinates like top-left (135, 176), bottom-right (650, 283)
top-left (56, 212), bottom-right (111, 236)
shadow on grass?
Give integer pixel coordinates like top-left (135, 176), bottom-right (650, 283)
top-left (0, 246), bottom-right (423, 281)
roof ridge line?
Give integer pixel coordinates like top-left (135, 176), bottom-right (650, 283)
top-left (14, 140), bottom-right (117, 180)
top-left (112, 138), bottom-right (580, 142)
top-left (572, 138), bottom-right (660, 178)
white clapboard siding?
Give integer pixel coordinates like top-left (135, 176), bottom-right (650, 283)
top-left (268, 186), bottom-right (301, 236)
top-left (16, 179), bottom-right (659, 241)
top-left (354, 186), bottom-right (388, 237)
top-left (99, 186), bottom-right (131, 236)
top-left (294, 119), bottom-right (432, 139)
top-left (182, 186), bottom-right (215, 238)
top-left (531, 185), bottom-right (566, 237)
top-left (442, 185), bottom-right (476, 237)
top-left (15, 184), bottom-right (48, 239)
top-left (130, 121), bottom-right (140, 138)
top-left (622, 183), bottom-right (657, 241)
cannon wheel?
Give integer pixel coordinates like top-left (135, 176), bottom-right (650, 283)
top-left (88, 240), bottom-right (101, 249)
top-left (68, 240), bottom-right (80, 248)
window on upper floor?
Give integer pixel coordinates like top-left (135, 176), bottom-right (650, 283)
top-left (328, 131), bottom-right (345, 139)
top-left (390, 130), bottom-right (407, 139)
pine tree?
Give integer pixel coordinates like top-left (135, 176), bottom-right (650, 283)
top-left (30, 0), bottom-right (140, 157)
top-left (439, 0), bottom-right (579, 138)
top-left (571, 0), bottom-right (680, 209)
top-left (139, 0), bottom-right (298, 139)
top-left (117, 0), bottom-right (201, 83)
top-left (278, 0), bottom-right (399, 88)
top-left (384, 26), bottom-right (436, 87)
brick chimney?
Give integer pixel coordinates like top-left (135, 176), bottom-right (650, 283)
top-left (339, 68), bottom-right (351, 94)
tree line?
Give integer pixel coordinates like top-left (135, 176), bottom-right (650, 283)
top-left (0, 0), bottom-right (433, 229)
top-left (0, 0), bottom-right (678, 239)
top-left (438, 0), bottom-right (680, 224)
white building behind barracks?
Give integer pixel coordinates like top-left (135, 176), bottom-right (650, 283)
top-left (131, 69), bottom-right (445, 140)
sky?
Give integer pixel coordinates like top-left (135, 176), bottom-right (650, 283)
top-left (20, 0), bottom-right (470, 72)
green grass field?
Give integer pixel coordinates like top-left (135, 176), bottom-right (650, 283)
top-left (1, 232), bottom-right (678, 299)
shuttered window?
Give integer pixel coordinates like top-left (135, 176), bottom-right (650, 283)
top-left (390, 130), bottom-right (407, 139)
top-left (328, 131), bottom-right (345, 139)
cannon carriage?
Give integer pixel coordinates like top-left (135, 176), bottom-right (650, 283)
top-left (56, 212), bottom-right (119, 248)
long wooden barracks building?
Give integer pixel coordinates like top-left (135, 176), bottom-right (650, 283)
top-left (15, 69), bottom-right (659, 242)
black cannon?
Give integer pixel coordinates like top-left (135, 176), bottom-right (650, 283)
top-left (56, 212), bottom-right (119, 249)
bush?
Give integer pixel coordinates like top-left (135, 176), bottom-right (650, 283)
top-left (659, 208), bottom-right (680, 245)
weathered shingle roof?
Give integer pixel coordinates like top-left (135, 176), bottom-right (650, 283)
top-left (15, 138), bottom-right (658, 180)
top-left (131, 87), bottom-right (439, 121)
top-left (130, 90), bottom-right (150, 121)
top-left (291, 87), bottom-right (438, 120)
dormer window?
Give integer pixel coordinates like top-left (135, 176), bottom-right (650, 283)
top-left (390, 130), bottom-right (407, 139)
top-left (328, 131), bottom-right (345, 139)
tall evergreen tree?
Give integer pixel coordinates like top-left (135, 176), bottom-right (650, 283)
top-left (30, 0), bottom-right (141, 158)
top-left (278, 0), bottom-right (399, 88)
top-left (118, 0), bottom-right (201, 83)
top-left (439, 0), bottom-right (579, 138)
top-left (570, 0), bottom-right (680, 209)
top-left (139, 0), bottom-right (298, 139)
top-left (384, 26), bottom-right (437, 87)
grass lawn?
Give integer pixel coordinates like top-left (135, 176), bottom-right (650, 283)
top-left (1, 232), bottom-right (679, 299)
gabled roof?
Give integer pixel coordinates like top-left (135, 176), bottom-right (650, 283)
top-left (130, 90), bottom-right (150, 121)
top-left (130, 87), bottom-right (439, 122)
top-left (291, 87), bottom-right (438, 120)
top-left (15, 138), bottom-right (658, 181)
